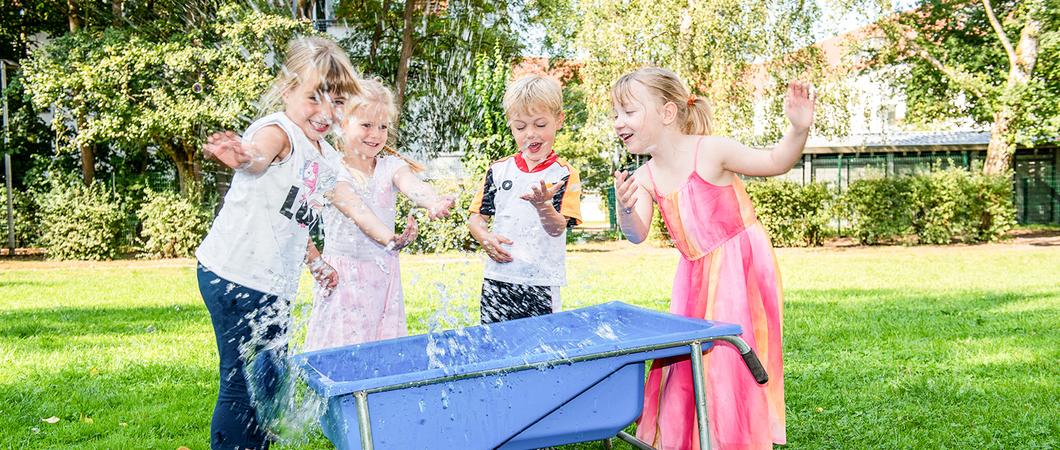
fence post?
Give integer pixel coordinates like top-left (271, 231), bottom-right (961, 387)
top-left (2, 60), bottom-right (13, 255)
top-left (606, 185), bottom-right (617, 233)
top-left (5, 154), bottom-right (12, 255)
top-left (836, 154), bottom-right (843, 236)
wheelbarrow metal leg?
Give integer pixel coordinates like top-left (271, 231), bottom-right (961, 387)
top-left (355, 390), bottom-right (373, 450)
top-left (690, 341), bottom-right (711, 450)
top-left (616, 430), bottom-right (656, 450)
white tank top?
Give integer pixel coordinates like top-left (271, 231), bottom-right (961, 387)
top-left (196, 112), bottom-right (343, 299)
top-left (320, 154), bottom-right (408, 260)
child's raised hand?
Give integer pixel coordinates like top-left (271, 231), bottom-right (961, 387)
top-left (784, 81), bottom-right (817, 131)
top-left (204, 131), bottom-right (252, 170)
top-left (614, 170), bottom-right (639, 215)
top-left (392, 214), bottom-right (419, 251)
top-left (481, 233), bottom-right (514, 263)
top-left (427, 195), bottom-right (456, 220)
top-left (520, 180), bottom-right (563, 209)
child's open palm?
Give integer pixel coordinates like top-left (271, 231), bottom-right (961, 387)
top-left (203, 131), bottom-right (252, 169)
top-left (784, 81), bottom-right (817, 131)
top-left (428, 196), bottom-right (456, 220)
top-left (520, 180), bottom-right (563, 209)
top-left (391, 214), bottom-right (419, 251)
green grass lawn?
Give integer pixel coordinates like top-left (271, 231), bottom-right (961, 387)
top-left (1, 242), bottom-right (1058, 449)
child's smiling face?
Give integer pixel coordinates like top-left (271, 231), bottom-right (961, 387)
top-left (342, 103), bottom-right (391, 158)
top-left (283, 76), bottom-right (349, 143)
top-left (612, 82), bottom-right (664, 155)
top-left (508, 107), bottom-right (565, 167)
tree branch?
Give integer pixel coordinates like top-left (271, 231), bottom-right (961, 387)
top-left (890, 22), bottom-right (988, 99)
top-left (982, 0), bottom-right (1018, 68)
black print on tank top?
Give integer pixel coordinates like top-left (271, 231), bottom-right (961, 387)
top-left (279, 185), bottom-right (318, 227)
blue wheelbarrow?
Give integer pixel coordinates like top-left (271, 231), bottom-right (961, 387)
top-left (291, 301), bottom-right (768, 449)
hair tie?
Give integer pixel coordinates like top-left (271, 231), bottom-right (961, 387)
top-left (687, 94), bottom-right (697, 107)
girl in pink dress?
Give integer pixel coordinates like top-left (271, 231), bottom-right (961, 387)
top-left (612, 67), bottom-right (816, 450)
top-left (303, 78), bottom-right (455, 350)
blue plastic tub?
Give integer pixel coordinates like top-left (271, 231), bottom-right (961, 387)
top-left (292, 301), bottom-right (747, 450)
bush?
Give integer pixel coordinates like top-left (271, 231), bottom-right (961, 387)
top-left (137, 189), bottom-right (211, 258)
top-left (395, 179), bottom-right (478, 254)
top-left (909, 168), bottom-right (1016, 244)
top-left (39, 180), bottom-right (125, 260)
top-left (970, 172), bottom-right (1016, 242)
top-left (839, 169), bottom-right (1017, 245)
top-left (746, 180), bottom-right (833, 247)
top-left (0, 188), bottom-right (43, 248)
top-left (839, 178), bottom-right (914, 245)
top-left (908, 169), bottom-right (972, 244)
top-left (647, 207), bottom-right (673, 247)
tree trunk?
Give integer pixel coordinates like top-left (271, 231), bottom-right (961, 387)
top-left (112, 0), bottom-right (123, 24)
top-left (74, 114), bottom-right (94, 185)
top-left (984, 108), bottom-right (1015, 174)
top-left (67, 0), bottom-right (81, 31)
top-left (369, 0), bottom-right (392, 64)
top-left (297, 0), bottom-right (314, 19)
top-left (79, 144), bottom-right (95, 185)
top-left (171, 142), bottom-right (203, 196)
top-left (982, 10), bottom-right (1040, 175)
top-left (394, 0), bottom-right (417, 124)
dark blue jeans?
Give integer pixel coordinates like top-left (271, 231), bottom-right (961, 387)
top-left (198, 263), bottom-right (289, 450)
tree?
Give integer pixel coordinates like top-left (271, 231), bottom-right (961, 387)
top-left (334, 0), bottom-right (526, 155)
top-left (563, 0), bottom-right (847, 155)
top-left (862, 0), bottom-right (1056, 174)
top-left (22, 4), bottom-right (310, 194)
top-left (459, 46), bottom-right (516, 177)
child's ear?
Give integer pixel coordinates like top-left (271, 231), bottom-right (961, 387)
top-left (557, 112), bottom-right (566, 129)
top-left (661, 101), bottom-right (679, 126)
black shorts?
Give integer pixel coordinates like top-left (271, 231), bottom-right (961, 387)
top-left (480, 278), bottom-right (559, 324)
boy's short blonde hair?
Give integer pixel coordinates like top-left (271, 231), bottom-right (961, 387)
top-left (503, 75), bottom-right (563, 119)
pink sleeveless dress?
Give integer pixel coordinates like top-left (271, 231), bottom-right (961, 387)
top-left (636, 140), bottom-right (786, 450)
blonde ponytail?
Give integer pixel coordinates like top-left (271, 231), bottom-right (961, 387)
top-left (685, 95), bottom-right (713, 135)
top-left (382, 145), bottom-right (426, 173)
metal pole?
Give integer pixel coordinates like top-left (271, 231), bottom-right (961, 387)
top-left (2, 60), bottom-right (14, 255)
top-left (689, 341), bottom-right (712, 450)
top-left (2, 60), bottom-right (8, 137)
top-left (5, 154), bottom-right (13, 255)
top-left (616, 431), bottom-right (656, 450)
top-left (355, 390), bottom-right (374, 450)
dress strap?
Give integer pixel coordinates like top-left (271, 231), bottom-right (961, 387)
top-left (644, 161), bottom-right (661, 197)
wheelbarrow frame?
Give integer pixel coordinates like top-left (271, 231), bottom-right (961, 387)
top-left (345, 334), bottom-right (767, 450)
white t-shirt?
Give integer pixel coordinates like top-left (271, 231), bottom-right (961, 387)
top-left (196, 112), bottom-right (343, 299)
top-left (469, 152), bottom-right (582, 287)
top-left (321, 154), bottom-right (409, 259)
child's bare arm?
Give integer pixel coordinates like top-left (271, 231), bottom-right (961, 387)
top-left (393, 166), bottom-right (455, 219)
top-left (520, 180), bottom-right (568, 237)
top-left (203, 125), bottom-right (290, 175)
top-left (469, 213), bottom-right (513, 263)
top-left (614, 168), bottom-right (654, 244)
top-left (715, 81), bottom-right (815, 178)
top-left (329, 183), bottom-right (399, 247)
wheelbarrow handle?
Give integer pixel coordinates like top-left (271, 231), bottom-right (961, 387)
top-left (713, 336), bottom-right (769, 385)
top-left (740, 348), bottom-right (769, 385)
